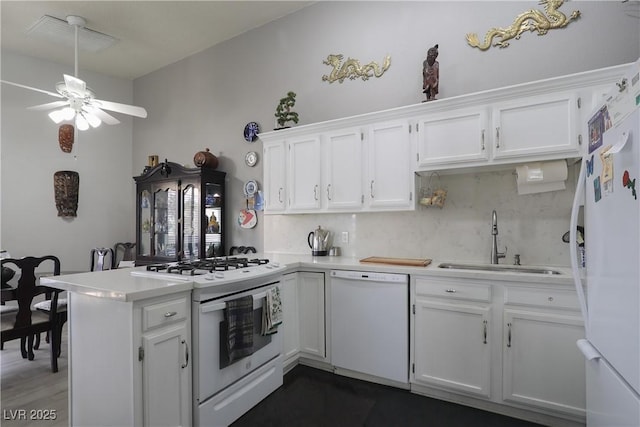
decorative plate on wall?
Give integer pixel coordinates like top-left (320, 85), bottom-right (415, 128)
top-left (244, 121), bottom-right (260, 142)
top-left (245, 151), bottom-right (258, 167)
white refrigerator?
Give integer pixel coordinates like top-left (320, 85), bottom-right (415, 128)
top-left (570, 61), bottom-right (640, 427)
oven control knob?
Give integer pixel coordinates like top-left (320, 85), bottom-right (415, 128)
top-left (204, 273), bottom-right (216, 281)
top-left (215, 271), bottom-right (225, 279)
top-left (271, 262), bottom-right (280, 268)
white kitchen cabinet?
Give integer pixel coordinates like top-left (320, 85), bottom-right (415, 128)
top-left (288, 135), bottom-right (322, 211)
top-left (416, 107), bottom-right (490, 167)
top-left (67, 291), bottom-right (192, 427)
top-left (411, 278), bottom-right (492, 398)
top-left (323, 127), bottom-right (364, 210)
top-left (281, 272), bottom-right (300, 366)
top-left (491, 91), bottom-right (580, 161)
top-left (297, 271), bottom-right (326, 360)
top-left (502, 286), bottom-right (585, 418)
top-left (366, 120), bottom-right (414, 210)
top-left (141, 319), bottom-right (191, 427)
top-left (263, 141), bottom-right (287, 212)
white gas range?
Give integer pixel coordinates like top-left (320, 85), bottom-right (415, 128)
top-left (132, 257), bottom-right (287, 426)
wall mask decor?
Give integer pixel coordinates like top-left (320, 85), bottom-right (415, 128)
top-left (53, 170), bottom-right (80, 217)
top-left (322, 54), bottom-right (391, 83)
top-left (466, 0), bottom-right (580, 51)
top-left (58, 124), bottom-right (74, 153)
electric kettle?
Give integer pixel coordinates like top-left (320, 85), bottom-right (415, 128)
top-left (308, 225), bottom-right (331, 256)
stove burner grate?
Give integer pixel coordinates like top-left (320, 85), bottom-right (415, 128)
top-left (144, 257), bottom-right (269, 275)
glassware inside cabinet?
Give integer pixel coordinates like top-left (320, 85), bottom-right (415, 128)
top-left (139, 190), bottom-right (152, 257)
top-left (182, 184), bottom-right (200, 260)
top-left (205, 182), bottom-right (223, 257)
top-left (154, 188), bottom-right (177, 257)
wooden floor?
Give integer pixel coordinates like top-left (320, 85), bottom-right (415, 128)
top-left (1, 324), bottom-right (68, 426)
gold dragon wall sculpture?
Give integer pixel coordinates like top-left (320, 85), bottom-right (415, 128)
top-left (322, 54), bottom-right (391, 83)
top-left (466, 0), bottom-right (581, 51)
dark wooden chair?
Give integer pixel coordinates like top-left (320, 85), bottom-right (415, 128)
top-left (113, 242), bottom-right (136, 267)
top-left (0, 255), bottom-right (65, 372)
top-left (90, 247), bottom-right (115, 271)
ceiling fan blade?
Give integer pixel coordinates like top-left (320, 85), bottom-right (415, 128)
top-left (93, 98), bottom-right (148, 118)
top-left (0, 79), bottom-right (65, 99)
top-left (27, 100), bottom-right (70, 111)
top-left (83, 105), bottom-right (120, 125)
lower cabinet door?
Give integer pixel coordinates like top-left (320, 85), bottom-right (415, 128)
top-left (297, 272), bottom-right (326, 359)
top-left (502, 309), bottom-right (585, 417)
top-left (142, 323), bottom-right (191, 427)
top-left (413, 299), bottom-right (491, 397)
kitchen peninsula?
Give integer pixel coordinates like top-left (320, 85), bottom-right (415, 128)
top-left (44, 254), bottom-right (582, 427)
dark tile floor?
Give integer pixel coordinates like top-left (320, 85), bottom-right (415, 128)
top-left (232, 365), bottom-right (545, 427)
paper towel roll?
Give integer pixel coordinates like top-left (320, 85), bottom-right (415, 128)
top-left (516, 160), bottom-right (568, 195)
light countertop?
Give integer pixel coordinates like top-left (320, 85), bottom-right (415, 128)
top-left (41, 253), bottom-right (575, 302)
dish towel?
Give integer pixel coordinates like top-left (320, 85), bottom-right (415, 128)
top-left (225, 295), bottom-right (254, 363)
top-left (262, 286), bottom-right (283, 335)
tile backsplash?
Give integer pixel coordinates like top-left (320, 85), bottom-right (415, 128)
top-left (264, 164), bottom-right (580, 267)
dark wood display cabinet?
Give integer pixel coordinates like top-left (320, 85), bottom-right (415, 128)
top-left (134, 161), bottom-right (226, 264)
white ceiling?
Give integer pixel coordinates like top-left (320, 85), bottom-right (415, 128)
top-left (0, 1), bottom-right (314, 80)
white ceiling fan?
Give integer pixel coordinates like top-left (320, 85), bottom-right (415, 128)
top-left (0, 15), bottom-right (147, 131)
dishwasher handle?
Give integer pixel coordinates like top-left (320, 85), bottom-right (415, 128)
top-left (330, 270), bottom-right (408, 283)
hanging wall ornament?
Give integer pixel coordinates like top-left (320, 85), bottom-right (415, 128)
top-left (466, 1), bottom-right (581, 50)
top-left (58, 124), bottom-right (74, 153)
top-left (322, 54), bottom-right (391, 83)
top-left (53, 170), bottom-right (80, 217)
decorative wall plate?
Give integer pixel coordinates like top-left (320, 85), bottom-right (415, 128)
top-left (244, 180), bottom-right (258, 196)
top-left (244, 121), bottom-right (260, 142)
top-left (245, 151), bottom-right (258, 167)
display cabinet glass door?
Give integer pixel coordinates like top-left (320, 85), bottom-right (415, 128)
top-left (182, 183), bottom-right (200, 260)
top-left (138, 189), bottom-right (152, 257)
top-left (204, 182), bottom-right (223, 257)
top-left (153, 185), bottom-right (178, 258)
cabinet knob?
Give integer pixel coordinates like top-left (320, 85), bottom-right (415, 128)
top-left (445, 289), bottom-right (456, 293)
top-left (164, 311), bottom-right (178, 318)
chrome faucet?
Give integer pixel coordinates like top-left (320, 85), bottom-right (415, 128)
top-left (490, 210), bottom-right (506, 264)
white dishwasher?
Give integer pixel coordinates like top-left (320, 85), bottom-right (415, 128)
top-left (330, 270), bottom-right (409, 384)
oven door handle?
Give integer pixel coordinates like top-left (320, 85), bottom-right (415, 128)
top-left (200, 291), bottom-right (271, 314)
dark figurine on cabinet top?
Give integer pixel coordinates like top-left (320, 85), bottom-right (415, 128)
top-left (422, 44), bottom-right (439, 102)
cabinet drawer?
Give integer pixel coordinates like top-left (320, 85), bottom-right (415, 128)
top-left (143, 297), bottom-right (189, 331)
top-left (504, 286), bottom-right (580, 311)
top-left (415, 279), bottom-right (491, 302)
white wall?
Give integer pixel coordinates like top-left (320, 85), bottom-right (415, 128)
top-left (2, 2), bottom-right (638, 268)
top-left (1, 51), bottom-right (135, 272)
top-left (134, 1), bottom-right (638, 265)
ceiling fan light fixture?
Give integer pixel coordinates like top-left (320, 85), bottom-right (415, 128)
top-left (48, 109), bottom-right (66, 124)
top-left (84, 112), bottom-right (101, 128)
top-left (62, 107), bottom-right (76, 121)
top-left (76, 114), bottom-right (89, 131)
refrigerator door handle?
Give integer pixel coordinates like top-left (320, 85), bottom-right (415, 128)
top-left (570, 157), bottom-right (590, 332)
top-left (577, 338), bottom-right (602, 361)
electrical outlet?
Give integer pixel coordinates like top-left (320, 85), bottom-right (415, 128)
top-left (341, 231), bottom-right (349, 243)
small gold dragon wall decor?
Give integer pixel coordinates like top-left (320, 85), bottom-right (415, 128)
top-left (322, 54), bottom-right (391, 83)
top-left (466, 0), bottom-right (581, 51)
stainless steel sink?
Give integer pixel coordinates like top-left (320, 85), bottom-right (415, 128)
top-left (437, 263), bottom-right (562, 275)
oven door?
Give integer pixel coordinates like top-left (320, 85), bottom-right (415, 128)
top-left (193, 282), bottom-right (282, 403)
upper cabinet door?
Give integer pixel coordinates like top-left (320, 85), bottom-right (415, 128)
top-left (323, 128), bottom-right (364, 210)
top-left (263, 141), bottom-right (287, 213)
top-left (491, 92), bottom-right (579, 160)
top-left (288, 135), bottom-right (322, 211)
top-left (366, 120), bottom-right (414, 210)
top-left (416, 108), bottom-right (490, 167)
